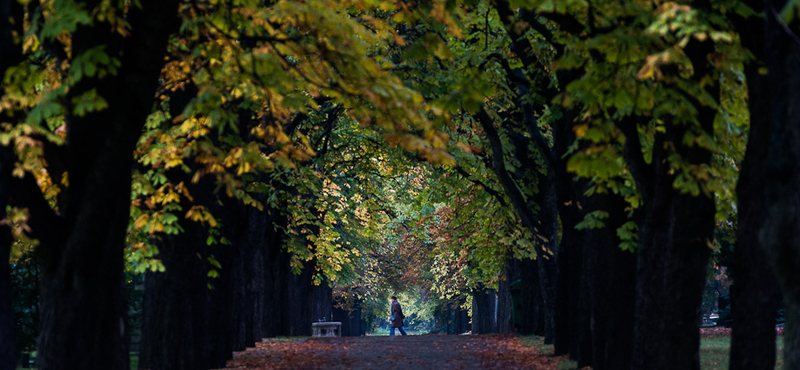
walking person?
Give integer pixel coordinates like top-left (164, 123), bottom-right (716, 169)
top-left (389, 296), bottom-right (407, 336)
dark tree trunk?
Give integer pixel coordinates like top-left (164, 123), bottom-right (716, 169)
top-left (140, 173), bottom-right (279, 370)
top-left (229, 203), bottom-right (269, 351)
top-left (310, 278), bottom-right (333, 325)
top-left (602, 228), bottom-right (637, 370)
top-left (583, 192), bottom-right (636, 370)
top-left (496, 268), bottom-right (514, 333)
top-left (553, 116), bottom-right (587, 358)
top-left (559, 219), bottom-right (591, 360)
top-left (139, 175), bottom-right (240, 370)
top-left (286, 265), bottom-right (313, 335)
top-left (262, 209), bottom-right (290, 337)
top-left (535, 177), bottom-right (560, 344)
top-left (729, 1), bottom-right (782, 368)
top-left (453, 299), bottom-right (471, 334)
top-left (754, 0), bottom-right (800, 367)
top-left (34, 2), bottom-right (179, 368)
top-left (472, 288), bottom-right (496, 334)
top-left (631, 38), bottom-right (717, 370)
top-left (333, 300), bottom-right (364, 337)
top-left (140, 210), bottom-right (221, 370)
top-left (576, 255), bottom-right (593, 366)
top-left (631, 145), bottom-right (674, 369)
top-left (518, 258), bottom-right (542, 335)
top-left (0, 184), bottom-right (13, 370)
top-left (0, 2), bottom-right (26, 368)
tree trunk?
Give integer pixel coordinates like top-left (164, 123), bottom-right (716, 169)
top-left (603, 226), bottom-right (637, 370)
top-left (31, 2), bottom-right (179, 369)
top-left (756, 1), bottom-right (800, 367)
top-left (535, 176), bottom-right (560, 344)
top-left (309, 278), bottom-right (333, 326)
top-left (229, 202), bottom-right (268, 351)
top-left (729, 3), bottom-right (782, 367)
top-left (631, 141), bottom-right (674, 368)
top-left (262, 208), bottom-right (290, 337)
top-left (0, 207), bottom-right (13, 370)
top-left (333, 299), bottom-right (363, 337)
top-left (0, 150), bottom-right (16, 370)
top-left (454, 299), bottom-right (471, 334)
top-left (139, 175), bottom-right (239, 370)
top-left (496, 267), bottom-right (514, 333)
top-left (554, 180), bottom-right (587, 358)
top-left (140, 211), bottom-right (221, 370)
top-left (0, 2), bottom-right (25, 367)
top-left (472, 288), bottom-right (496, 334)
top-left (583, 192), bottom-right (634, 370)
top-left (631, 38), bottom-right (717, 370)
top-left (518, 258), bottom-right (542, 335)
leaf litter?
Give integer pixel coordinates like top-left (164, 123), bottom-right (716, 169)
top-left (220, 334), bottom-right (567, 369)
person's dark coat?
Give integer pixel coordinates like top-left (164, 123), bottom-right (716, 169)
top-left (390, 300), bottom-right (405, 328)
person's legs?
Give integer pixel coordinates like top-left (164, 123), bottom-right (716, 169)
top-left (399, 326), bottom-right (407, 336)
top-left (390, 327), bottom-right (395, 336)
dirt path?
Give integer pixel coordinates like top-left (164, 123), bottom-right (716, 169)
top-left (220, 334), bottom-right (564, 370)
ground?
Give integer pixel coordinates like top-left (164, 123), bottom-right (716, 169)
top-left (220, 334), bottom-right (566, 370)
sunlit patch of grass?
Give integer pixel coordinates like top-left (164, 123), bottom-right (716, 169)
top-left (700, 336), bottom-right (730, 369)
top-left (518, 333), bottom-right (784, 370)
top-left (700, 335), bottom-right (784, 370)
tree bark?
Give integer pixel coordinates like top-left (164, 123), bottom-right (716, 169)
top-left (140, 208), bottom-right (221, 370)
top-left (333, 299), bottom-right (364, 337)
top-left (496, 267), bottom-right (514, 333)
top-left (229, 201), bottom-right (269, 351)
top-left (262, 208), bottom-right (290, 337)
top-left (756, 1), bottom-right (800, 367)
top-left (630, 38), bottom-right (717, 370)
top-left (472, 288), bottom-right (496, 334)
top-left (582, 192), bottom-right (635, 370)
top-left (0, 2), bottom-right (25, 367)
top-left (34, 2), bottom-right (179, 368)
top-left (518, 258), bottom-right (542, 335)
top-left (0, 159), bottom-right (15, 370)
top-left (630, 138), bottom-right (677, 370)
top-left (553, 110), bottom-right (588, 358)
top-left (602, 227), bottom-right (637, 370)
top-left (729, 2), bottom-right (782, 367)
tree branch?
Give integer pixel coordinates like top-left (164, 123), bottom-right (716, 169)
top-left (453, 165), bottom-right (507, 207)
top-left (474, 108), bottom-right (542, 241)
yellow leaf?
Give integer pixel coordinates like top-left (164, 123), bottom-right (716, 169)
top-left (134, 214), bottom-right (149, 229)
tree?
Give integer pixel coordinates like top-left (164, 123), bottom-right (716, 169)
top-left (729, 0), bottom-right (782, 367)
top-left (739, 0), bottom-right (800, 366)
top-left (0, 0), bottom-right (181, 368)
top-left (0, 0), bottom-right (24, 366)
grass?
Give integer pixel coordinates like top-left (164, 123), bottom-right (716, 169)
top-left (700, 336), bottom-right (784, 370)
top-left (517, 335), bottom-right (785, 370)
top-left (16, 352), bottom-right (139, 370)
